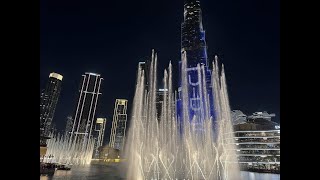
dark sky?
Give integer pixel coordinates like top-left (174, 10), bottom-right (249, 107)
top-left (40, 0), bottom-right (280, 140)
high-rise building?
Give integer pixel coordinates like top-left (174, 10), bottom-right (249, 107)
top-left (92, 118), bottom-right (107, 158)
top-left (137, 58), bottom-right (150, 91)
top-left (70, 72), bottom-right (103, 149)
top-left (156, 88), bottom-right (169, 120)
top-left (40, 72), bottom-right (63, 137)
top-left (138, 61), bottom-right (147, 72)
top-left (177, 0), bottom-right (214, 123)
top-left (64, 116), bottom-right (73, 135)
top-left (109, 99), bottom-right (128, 151)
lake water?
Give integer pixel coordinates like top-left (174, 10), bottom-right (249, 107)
top-left (40, 164), bottom-right (280, 180)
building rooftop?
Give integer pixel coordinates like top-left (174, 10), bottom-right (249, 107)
top-left (85, 72), bottom-right (101, 76)
top-left (49, 72), bottom-right (63, 81)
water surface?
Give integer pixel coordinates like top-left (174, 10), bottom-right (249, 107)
top-left (40, 164), bottom-right (280, 180)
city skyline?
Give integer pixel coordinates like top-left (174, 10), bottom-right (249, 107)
top-left (40, 0), bottom-right (279, 137)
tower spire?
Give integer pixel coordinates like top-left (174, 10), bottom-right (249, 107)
top-left (183, 0), bottom-right (202, 21)
top-left (181, 0), bottom-right (207, 65)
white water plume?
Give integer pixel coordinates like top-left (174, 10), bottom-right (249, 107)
top-left (44, 133), bottom-right (95, 166)
top-left (125, 50), bottom-right (240, 180)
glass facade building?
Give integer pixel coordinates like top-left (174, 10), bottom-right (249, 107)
top-left (109, 99), bottom-right (128, 151)
top-left (69, 72), bottom-right (103, 150)
top-left (232, 111), bottom-right (280, 173)
top-left (177, 0), bottom-right (214, 124)
top-left (138, 59), bottom-right (150, 91)
top-left (40, 72), bottom-right (63, 138)
top-left (93, 118), bottom-right (107, 158)
top-left (156, 88), bottom-right (169, 121)
top-left (64, 116), bottom-right (73, 135)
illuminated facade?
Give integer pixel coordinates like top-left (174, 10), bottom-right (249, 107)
top-left (232, 112), bottom-right (280, 172)
top-left (70, 72), bottom-right (103, 150)
top-left (156, 88), bottom-right (169, 120)
top-left (177, 0), bottom-right (214, 123)
top-left (95, 118), bottom-right (107, 147)
top-left (40, 72), bottom-right (63, 137)
top-left (98, 146), bottom-right (120, 161)
top-left (138, 60), bottom-right (150, 91)
top-left (109, 99), bottom-right (128, 151)
top-left (231, 110), bottom-right (247, 125)
top-left (64, 116), bottom-right (73, 135)
top-left (138, 61), bottom-right (147, 74)
top-left (93, 118), bottom-right (107, 158)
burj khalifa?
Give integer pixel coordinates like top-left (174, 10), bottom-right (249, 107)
top-left (177, 0), bottom-right (215, 125)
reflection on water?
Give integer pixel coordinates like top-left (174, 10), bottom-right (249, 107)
top-left (40, 164), bottom-right (280, 180)
top-left (40, 164), bottom-right (124, 180)
top-left (240, 171), bottom-right (280, 180)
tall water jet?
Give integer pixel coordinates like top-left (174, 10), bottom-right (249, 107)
top-left (44, 133), bottom-right (95, 166)
top-left (125, 50), bottom-right (240, 180)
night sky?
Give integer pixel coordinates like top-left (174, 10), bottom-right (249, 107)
top-left (40, 0), bottom-right (280, 140)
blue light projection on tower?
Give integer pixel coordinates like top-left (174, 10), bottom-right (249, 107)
top-left (177, 0), bottom-right (215, 127)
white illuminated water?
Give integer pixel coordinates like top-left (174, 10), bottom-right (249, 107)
top-left (44, 133), bottom-right (95, 166)
top-left (125, 50), bottom-right (241, 180)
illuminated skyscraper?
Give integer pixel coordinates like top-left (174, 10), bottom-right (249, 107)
top-left (93, 118), bottom-right (107, 158)
top-left (40, 72), bottom-right (63, 137)
top-left (156, 88), bottom-right (169, 120)
top-left (109, 99), bottom-right (128, 151)
top-left (137, 58), bottom-right (150, 91)
top-left (177, 0), bottom-right (214, 123)
top-left (64, 116), bottom-right (73, 135)
top-left (70, 72), bottom-right (103, 149)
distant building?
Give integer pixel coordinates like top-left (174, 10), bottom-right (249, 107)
top-left (93, 118), bottom-right (107, 158)
top-left (156, 88), bottom-right (169, 120)
top-left (69, 72), bottom-right (103, 150)
top-left (40, 72), bottom-right (63, 138)
top-left (64, 116), bottom-right (73, 135)
top-left (232, 111), bottom-right (280, 172)
top-left (138, 60), bottom-right (150, 90)
top-left (109, 99), bottom-right (128, 151)
top-left (231, 110), bottom-right (247, 125)
top-left (247, 111), bottom-right (276, 121)
top-left (98, 146), bottom-right (120, 161)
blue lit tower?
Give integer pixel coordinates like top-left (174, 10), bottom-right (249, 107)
top-left (177, 0), bottom-right (214, 125)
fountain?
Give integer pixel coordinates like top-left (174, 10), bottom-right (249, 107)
top-left (44, 133), bottom-right (95, 166)
top-left (125, 50), bottom-right (240, 180)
